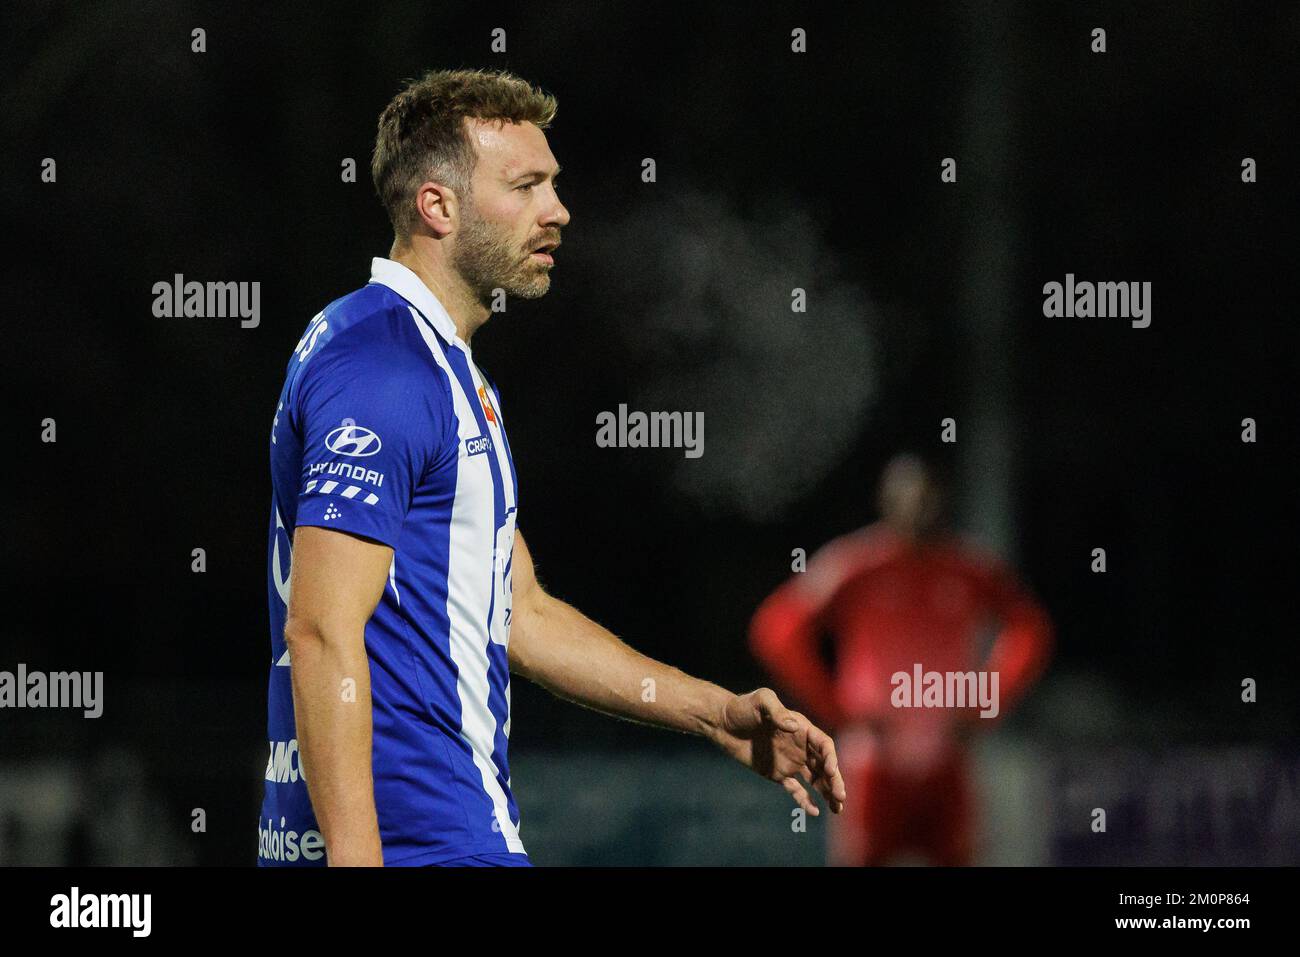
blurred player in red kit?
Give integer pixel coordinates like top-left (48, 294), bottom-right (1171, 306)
top-left (749, 452), bottom-right (1053, 865)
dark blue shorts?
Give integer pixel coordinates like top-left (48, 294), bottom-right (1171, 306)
top-left (424, 852), bottom-right (532, 867)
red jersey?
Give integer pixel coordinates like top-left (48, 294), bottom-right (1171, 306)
top-left (750, 523), bottom-right (1053, 770)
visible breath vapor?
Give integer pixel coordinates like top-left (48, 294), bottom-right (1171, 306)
top-left (585, 185), bottom-right (879, 520)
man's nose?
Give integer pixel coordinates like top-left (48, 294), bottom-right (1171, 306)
top-left (546, 195), bottom-right (571, 228)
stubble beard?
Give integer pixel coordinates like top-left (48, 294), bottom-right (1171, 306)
top-left (452, 202), bottom-right (552, 304)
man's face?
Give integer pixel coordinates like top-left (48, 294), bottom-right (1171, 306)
top-left (880, 462), bottom-right (945, 541)
top-left (452, 118), bottom-right (570, 302)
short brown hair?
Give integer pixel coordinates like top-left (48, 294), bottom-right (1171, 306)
top-left (372, 68), bottom-right (558, 238)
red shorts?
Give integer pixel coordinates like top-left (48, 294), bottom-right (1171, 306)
top-left (829, 731), bottom-right (975, 866)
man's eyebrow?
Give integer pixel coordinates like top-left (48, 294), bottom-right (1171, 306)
top-left (508, 164), bottom-right (562, 182)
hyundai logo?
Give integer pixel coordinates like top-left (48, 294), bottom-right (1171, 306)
top-left (325, 425), bottom-right (382, 457)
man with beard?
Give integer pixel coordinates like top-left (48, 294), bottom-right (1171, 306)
top-left (259, 68), bottom-right (845, 867)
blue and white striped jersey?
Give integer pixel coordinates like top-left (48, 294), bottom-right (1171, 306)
top-left (258, 257), bottom-right (524, 867)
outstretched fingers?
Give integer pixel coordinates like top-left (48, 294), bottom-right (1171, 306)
top-left (804, 723), bottom-right (847, 812)
top-left (782, 775), bottom-right (820, 816)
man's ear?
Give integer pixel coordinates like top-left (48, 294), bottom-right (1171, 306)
top-left (414, 181), bottom-right (456, 238)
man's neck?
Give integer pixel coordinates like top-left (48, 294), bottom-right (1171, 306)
top-left (389, 241), bottom-right (489, 345)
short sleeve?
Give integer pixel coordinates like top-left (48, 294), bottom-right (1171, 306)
top-left (793, 529), bottom-right (880, 609)
top-left (291, 336), bottom-right (452, 549)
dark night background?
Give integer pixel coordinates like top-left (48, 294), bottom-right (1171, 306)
top-left (2, 1), bottom-right (1297, 865)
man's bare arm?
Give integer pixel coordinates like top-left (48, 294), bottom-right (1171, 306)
top-left (507, 530), bottom-right (730, 736)
top-left (507, 531), bottom-right (846, 814)
top-left (283, 524), bottom-right (392, 866)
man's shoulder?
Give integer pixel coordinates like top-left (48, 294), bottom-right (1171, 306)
top-left (285, 282), bottom-right (458, 434)
top-left (317, 281), bottom-right (411, 348)
top-left (816, 524), bottom-right (892, 566)
top-left (945, 533), bottom-right (1015, 579)
top-left (301, 282), bottom-right (447, 378)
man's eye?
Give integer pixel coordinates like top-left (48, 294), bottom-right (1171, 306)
top-left (517, 183), bottom-right (534, 192)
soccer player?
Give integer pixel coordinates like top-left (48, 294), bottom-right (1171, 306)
top-left (258, 68), bottom-right (845, 867)
top-left (749, 452), bottom-right (1053, 866)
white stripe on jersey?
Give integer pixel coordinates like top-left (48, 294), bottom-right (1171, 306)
top-left (465, 362), bottom-right (517, 739)
top-left (408, 306), bottom-right (524, 853)
top-left (388, 555), bottom-right (401, 607)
